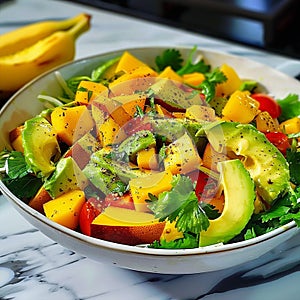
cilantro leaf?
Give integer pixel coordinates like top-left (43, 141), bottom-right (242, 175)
top-left (147, 175), bottom-right (209, 234)
top-left (277, 94), bottom-right (300, 122)
top-left (155, 49), bottom-right (183, 72)
top-left (149, 233), bottom-right (198, 249)
top-left (199, 68), bottom-right (227, 102)
top-left (177, 46), bottom-right (210, 76)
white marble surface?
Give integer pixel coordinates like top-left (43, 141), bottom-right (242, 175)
top-left (1, 0), bottom-right (300, 299)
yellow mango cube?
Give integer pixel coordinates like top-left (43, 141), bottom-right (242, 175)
top-left (129, 169), bottom-right (173, 212)
top-left (222, 90), bottom-right (259, 123)
top-left (43, 190), bottom-right (85, 229)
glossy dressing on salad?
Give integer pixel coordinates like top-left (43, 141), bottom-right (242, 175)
top-left (1, 48), bottom-right (300, 249)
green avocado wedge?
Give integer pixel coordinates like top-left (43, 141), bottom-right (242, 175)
top-left (199, 159), bottom-right (255, 247)
top-left (203, 121), bottom-right (290, 204)
top-left (22, 116), bottom-right (60, 178)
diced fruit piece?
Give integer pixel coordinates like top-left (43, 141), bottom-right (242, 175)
top-left (118, 130), bottom-right (156, 161)
top-left (29, 186), bottom-right (52, 213)
top-left (265, 132), bottom-right (290, 156)
top-left (98, 116), bottom-right (122, 147)
top-left (251, 93), bottom-right (281, 119)
top-left (90, 206), bottom-right (165, 245)
top-left (9, 125), bottom-right (24, 152)
top-left (158, 66), bottom-right (183, 82)
top-left (164, 132), bottom-right (202, 174)
top-left (216, 64), bottom-right (242, 96)
top-left (160, 220), bottom-right (184, 242)
top-left (129, 169), bottom-right (173, 212)
top-left (94, 95), bottom-right (132, 127)
top-left (75, 80), bottom-right (108, 103)
top-left (43, 190), bottom-right (86, 230)
top-left (22, 116), bottom-right (60, 177)
top-left (104, 192), bottom-right (135, 210)
top-left (114, 51), bottom-right (146, 74)
top-left (202, 143), bottom-right (229, 172)
top-left (109, 65), bottom-right (158, 94)
top-left (222, 90), bottom-right (259, 123)
top-left (137, 147), bottom-right (159, 170)
top-left (79, 197), bottom-right (103, 236)
top-left (199, 159), bottom-right (255, 246)
top-left (185, 104), bottom-right (216, 122)
top-left (51, 105), bottom-right (94, 146)
top-left (195, 171), bottom-right (224, 212)
top-left (150, 78), bottom-right (203, 111)
top-left (182, 72), bottom-right (205, 86)
top-left (64, 131), bottom-right (100, 169)
top-left (44, 157), bottom-right (88, 198)
top-left (155, 104), bottom-right (173, 118)
top-left (112, 94), bottom-right (147, 117)
top-left (204, 121), bottom-right (290, 204)
top-left (255, 111), bottom-right (279, 132)
top-left (280, 117), bottom-right (300, 134)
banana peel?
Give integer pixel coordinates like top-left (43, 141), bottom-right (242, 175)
top-left (0, 13), bottom-right (91, 100)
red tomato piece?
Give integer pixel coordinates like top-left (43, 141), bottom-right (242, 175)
top-left (265, 132), bottom-right (290, 155)
top-left (79, 197), bottom-right (103, 236)
top-left (195, 171), bottom-right (219, 201)
top-left (251, 93), bottom-right (281, 119)
top-left (104, 192), bottom-right (135, 210)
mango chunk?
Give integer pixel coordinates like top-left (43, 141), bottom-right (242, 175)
top-left (129, 169), bottom-right (173, 212)
top-left (43, 190), bottom-right (86, 229)
top-left (91, 206), bottom-right (165, 245)
top-left (75, 80), bottom-right (108, 103)
top-left (222, 90), bottom-right (259, 123)
top-left (51, 105), bottom-right (94, 146)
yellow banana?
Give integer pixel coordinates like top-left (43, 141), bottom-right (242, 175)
top-left (0, 14), bottom-right (89, 57)
top-left (0, 13), bottom-right (91, 94)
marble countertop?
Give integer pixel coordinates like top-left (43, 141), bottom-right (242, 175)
top-left (1, 0), bottom-right (300, 299)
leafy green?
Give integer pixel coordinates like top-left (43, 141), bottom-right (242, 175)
top-left (199, 69), bottom-right (227, 102)
top-left (149, 233), bottom-right (198, 249)
top-left (231, 186), bottom-right (300, 243)
top-left (286, 148), bottom-right (300, 185)
top-left (277, 94), bottom-right (300, 122)
top-left (65, 56), bottom-right (121, 95)
top-left (0, 151), bottom-right (42, 200)
top-left (154, 46), bottom-right (210, 75)
top-left (177, 46), bottom-right (210, 76)
top-left (155, 49), bottom-right (183, 72)
top-left (239, 80), bottom-right (257, 92)
top-left (147, 175), bottom-right (209, 234)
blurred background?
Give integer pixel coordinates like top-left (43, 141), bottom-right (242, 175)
top-left (65, 0), bottom-right (300, 59)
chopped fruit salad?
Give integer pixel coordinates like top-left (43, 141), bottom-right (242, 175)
top-left (1, 47), bottom-right (300, 248)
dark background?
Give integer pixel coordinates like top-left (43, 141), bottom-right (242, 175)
top-left (66, 0), bottom-right (300, 59)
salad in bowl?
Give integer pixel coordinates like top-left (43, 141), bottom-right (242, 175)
top-left (0, 46), bottom-right (300, 271)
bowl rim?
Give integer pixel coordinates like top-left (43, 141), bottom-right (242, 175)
top-left (1, 178), bottom-right (297, 257)
top-left (0, 45), bottom-right (299, 257)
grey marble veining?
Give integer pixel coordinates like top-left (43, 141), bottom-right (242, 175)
top-left (1, 0), bottom-right (300, 299)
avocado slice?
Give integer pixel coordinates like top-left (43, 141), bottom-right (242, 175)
top-left (199, 159), bottom-right (255, 246)
top-left (44, 157), bottom-right (88, 198)
top-left (117, 130), bottom-right (156, 160)
top-left (149, 78), bottom-right (203, 110)
top-left (83, 161), bottom-right (126, 195)
top-left (22, 116), bottom-right (60, 178)
top-left (87, 151), bottom-right (149, 184)
top-left (204, 121), bottom-right (290, 204)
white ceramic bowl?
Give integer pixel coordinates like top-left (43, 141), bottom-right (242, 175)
top-left (1, 47), bottom-right (299, 274)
